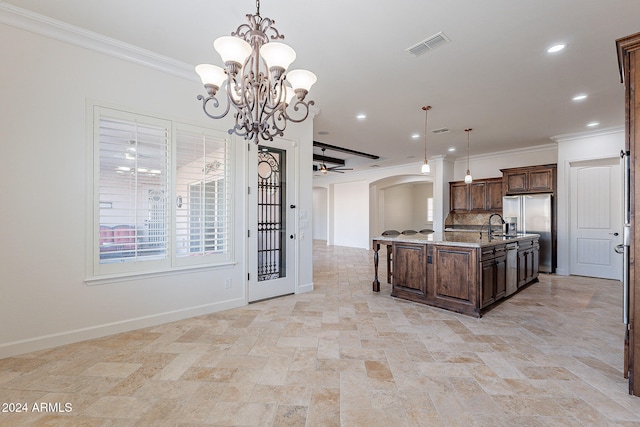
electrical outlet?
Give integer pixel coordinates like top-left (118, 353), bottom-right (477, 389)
top-left (224, 278), bottom-right (232, 289)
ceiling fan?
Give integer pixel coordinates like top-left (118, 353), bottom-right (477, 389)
top-left (315, 148), bottom-right (353, 174)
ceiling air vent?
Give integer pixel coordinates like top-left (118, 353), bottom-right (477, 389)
top-left (432, 127), bottom-right (450, 135)
top-left (406, 32), bottom-right (451, 56)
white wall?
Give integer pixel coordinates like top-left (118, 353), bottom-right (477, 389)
top-left (452, 143), bottom-right (557, 181)
top-left (383, 185), bottom-right (414, 231)
top-left (0, 11), bottom-right (314, 357)
top-left (333, 181), bottom-right (370, 248)
top-left (554, 127), bottom-right (624, 276)
top-left (314, 163), bottom-right (438, 246)
top-left (412, 183), bottom-right (433, 230)
top-left (312, 187), bottom-right (328, 240)
top-left (379, 182), bottom-right (433, 232)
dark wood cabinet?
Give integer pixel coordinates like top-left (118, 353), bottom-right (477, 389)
top-left (449, 177), bottom-right (503, 212)
top-left (516, 238), bottom-right (539, 288)
top-left (486, 179), bottom-right (504, 211)
top-left (469, 182), bottom-right (487, 211)
top-left (373, 235), bottom-right (539, 317)
top-left (390, 242), bottom-right (427, 298)
top-left (431, 245), bottom-right (477, 313)
top-left (481, 244), bottom-right (506, 308)
top-left (616, 31), bottom-right (640, 396)
top-left (450, 182), bottom-right (469, 211)
top-left (501, 165), bottom-right (557, 195)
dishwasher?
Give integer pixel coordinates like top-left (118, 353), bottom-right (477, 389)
top-left (505, 242), bottom-right (518, 296)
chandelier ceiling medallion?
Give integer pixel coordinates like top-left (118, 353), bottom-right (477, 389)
top-left (421, 106), bottom-right (432, 174)
top-left (464, 128), bottom-right (473, 184)
top-left (195, 0), bottom-right (317, 144)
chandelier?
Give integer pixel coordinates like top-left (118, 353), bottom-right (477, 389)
top-left (421, 106), bottom-right (431, 174)
top-left (195, 1), bottom-right (317, 144)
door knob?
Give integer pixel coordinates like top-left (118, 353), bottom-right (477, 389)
top-left (610, 232), bottom-right (619, 236)
top-left (290, 234), bottom-right (295, 239)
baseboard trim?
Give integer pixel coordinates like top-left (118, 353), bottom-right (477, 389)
top-left (0, 297), bottom-right (245, 359)
top-left (297, 282), bottom-right (314, 294)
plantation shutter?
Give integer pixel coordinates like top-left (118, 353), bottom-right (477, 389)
top-left (175, 127), bottom-right (230, 261)
top-left (98, 113), bottom-right (169, 264)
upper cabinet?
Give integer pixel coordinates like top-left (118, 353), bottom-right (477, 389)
top-left (449, 177), bottom-right (503, 212)
top-left (501, 164), bottom-right (557, 195)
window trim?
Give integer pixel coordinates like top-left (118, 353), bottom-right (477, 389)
top-left (85, 102), bottom-right (235, 283)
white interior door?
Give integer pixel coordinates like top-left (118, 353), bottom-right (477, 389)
top-left (570, 157), bottom-right (622, 279)
top-left (247, 140), bottom-right (297, 302)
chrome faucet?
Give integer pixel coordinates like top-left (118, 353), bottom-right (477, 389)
top-left (487, 213), bottom-right (505, 240)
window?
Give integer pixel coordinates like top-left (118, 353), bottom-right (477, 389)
top-left (91, 106), bottom-right (232, 279)
top-left (175, 125), bottom-right (230, 265)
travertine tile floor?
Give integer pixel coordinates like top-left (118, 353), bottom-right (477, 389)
top-left (1, 241), bottom-right (640, 426)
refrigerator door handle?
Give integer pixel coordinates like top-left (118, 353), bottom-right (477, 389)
top-left (620, 150), bottom-right (631, 325)
top-left (622, 223), bottom-right (631, 325)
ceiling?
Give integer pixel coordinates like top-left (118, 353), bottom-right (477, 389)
top-left (6, 0), bottom-right (640, 172)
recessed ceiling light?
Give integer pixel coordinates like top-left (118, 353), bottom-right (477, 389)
top-left (448, 147), bottom-right (456, 152)
top-left (587, 122), bottom-right (600, 127)
top-left (572, 94), bottom-right (587, 101)
top-left (411, 133), bottom-right (420, 139)
top-left (356, 114), bottom-right (366, 120)
top-left (547, 43), bottom-right (566, 53)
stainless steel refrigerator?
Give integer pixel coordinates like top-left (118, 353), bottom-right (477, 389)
top-left (503, 194), bottom-right (553, 273)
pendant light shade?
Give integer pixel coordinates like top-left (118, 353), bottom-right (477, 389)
top-left (259, 42), bottom-right (296, 71)
top-left (464, 172), bottom-right (473, 184)
top-left (421, 106), bottom-right (431, 174)
top-left (464, 128), bottom-right (473, 184)
top-left (213, 36), bottom-right (252, 65)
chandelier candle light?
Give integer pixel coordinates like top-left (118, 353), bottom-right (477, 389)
top-left (464, 128), bottom-right (473, 184)
top-left (195, 0), bottom-right (317, 144)
top-left (421, 106), bottom-right (432, 174)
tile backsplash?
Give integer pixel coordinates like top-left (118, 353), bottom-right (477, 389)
top-left (444, 212), bottom-right (504, 231)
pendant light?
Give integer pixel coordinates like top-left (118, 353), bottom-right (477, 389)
top-left (464, 128), bottom-right (473, 184)
top-left (421, 106), bottom-right (431, 174)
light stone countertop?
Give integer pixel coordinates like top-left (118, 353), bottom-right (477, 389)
top-left (372, 232), bottom-right (540, 248)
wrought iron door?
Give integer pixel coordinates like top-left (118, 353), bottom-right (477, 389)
top-left (257, 146), bottom-right (287, 281)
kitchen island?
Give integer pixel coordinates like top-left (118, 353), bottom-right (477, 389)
top-left (372, 232), bottom-right (540, 317)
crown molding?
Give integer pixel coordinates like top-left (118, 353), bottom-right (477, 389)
top-left (460, 142), bottom-right (557, 163)
top-left (0, 3), bottom-right (197, 82)
top-left (551, 126), bottom-right (624, 143)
